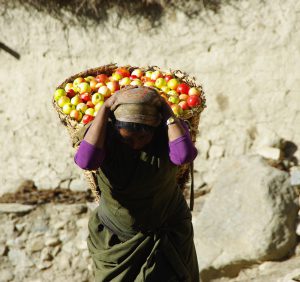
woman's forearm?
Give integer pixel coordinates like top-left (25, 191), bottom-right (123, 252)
top-left (83, 104), bottom-right (111, 149)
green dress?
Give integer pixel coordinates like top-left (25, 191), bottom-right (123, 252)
top-left (75, 122), bottom-right (199, 282)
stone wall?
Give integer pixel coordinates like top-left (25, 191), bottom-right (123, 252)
top-left (0, 0), bottom-right (299, 195)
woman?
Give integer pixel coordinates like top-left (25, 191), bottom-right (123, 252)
top-left (74, 85), bottom-right (199, 281)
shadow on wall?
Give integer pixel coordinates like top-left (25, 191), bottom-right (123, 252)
top-left (1, 0), bottom-right (233, 27)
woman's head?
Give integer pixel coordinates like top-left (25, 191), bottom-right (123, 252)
top-left (114, 120), bottom-right (155, 150)
top-left (111, 86), bottom-right (163, 149)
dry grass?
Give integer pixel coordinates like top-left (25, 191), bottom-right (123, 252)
top-left (1, 0), bottom-right (231, 27)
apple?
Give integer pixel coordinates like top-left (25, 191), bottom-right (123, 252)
top-left (76, 103), bottom-right (88, 113)
top-left (167, 78), bottom-right (180, 90)
top-left (94, 101), bottom-right (104, 111)
top-left (187, 95), bottom-right (201, 107)
top-left (73, 77), bottom-right (85, 87)
top-left (106, 81), bottom-right (120, 93)
top-left (57, 96), bottom-right (70, 108)
top-left (62, 103), bottom-right (75, 115)
top-left (98, 86), bottom-right (111, 97)
top-left (188, 87), bottom-right (201, 96)
top-left (144, 81), bottom-right (155, 87)
top-left (168, 90), bottom-right (179, 97)
top-left (179, 94), bottom-right (189, 101)
top-left (145, 71), bottom-right (153, 78)
top-left (66, 89), bottom-right (76, 98)
top-left (164, 75), bottom-right (173, 82)
top-left (82, 114), bottom-right (94, 124)
top-left (177, 83), bottom-right (190, 94)
top-left (161, 86), bottom-right (171, 93)
top-left (78, 82), bottom-right (91, 94)
top-left (130, 75), bottom-right (138, 80)
top-left (116, 68), bottom-right (130, 78)
top-left (90, 80), bottom-right (99, 91)
top-left (96, 82), bottom-right (105, 89)
top-left (85, 108), bottom-right (95, 116)
top-left (54, 89), bottom-right (66, 101)
top-left (64, 83), bottom-right (73, 93)
top-left (92, 93), bottom-right (104, 105)
top-left (84, 76), bottom-right (95, 82)
top-left (130, 79), bottom-right (143, 86)
top-left (179, 101), bottom-right (190, 110)
top-left (119, 77), bottom-right (131, 87)
top-left (96, 74), bottom-right (109, 83)
top-left (70, 109), bottom-right (83, 121)
top-left (151, 70), bottom-right (163, 81)
top-left (86, 101), bottom-right (95, 108)
top-left (111, 72), bottom-right (123, 81)
top-left (171, 104), bottom-right (183, 116)
top-left (93, 111), bottom-right (98, 117)
top-left (131, 69), bottom-right (143, 78)
top-left (71, 95), bottom-right (83, 106)
top-left (168, 95), bottom-right (180, 104)
top-left (79, 92), bottom-right (91, 102)
top-left (155, 78), bottom-right (167, 89)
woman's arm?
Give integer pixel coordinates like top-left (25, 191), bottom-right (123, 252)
top-left (160, 98), bottom-right (198, 165)
top-left (74, 96), bottom-right (117, 170)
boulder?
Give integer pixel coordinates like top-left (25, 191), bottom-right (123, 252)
top-left (193, 155), bottom-right (299, 281)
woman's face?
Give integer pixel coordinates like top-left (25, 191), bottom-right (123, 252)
top-left (117, 128), bottom-right (154, 150)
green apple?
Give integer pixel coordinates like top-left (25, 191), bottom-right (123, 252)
top-left (161, 86), bottom-right (171, 93)
top-left (98, 86), bottom-right (111, 97)
top-left (167, 90), bottom-right (179, 97)
top-left (130, 79), bottom-right (142, 86)
top-left (71, 95), bottom-right (82, 106)
top-left (62, 103), bottom-right (75, 115)
top-left (131, 69), bottom-right (143, 78)
top-left (144, 81), bottom-right (155, 87)
top-left (58, 96), bottom-right (70, 108)
top-left (171, 104), bottom-right (183, 116)
top-left (85, 108), bottom-right (95, 116)
top-left (84, 76), bottom-right (95, 82)
top-left (168, 95), bottom-right (180, 104)
top-left (94, 101), bottom-right (104, 112)
top-left (64, 83), bottom-right (74, 92)
top-left (179, 94), bottom-right (189, 101)
top-left (92, 93), bottom-right (104, 105)
top-left (76, 103), bottom-right (88, 113)
top-left (151, 70), bottom-right (163, 80)
top-left (54, 88), bottom-right (66, 101)
top-left (119, 77), bottom-right (131, 86)
top-left (167, 78), bottom-right (180, 90)
top-left (112, 72), bottom-right (123, 81)
top-left (78, 82), bottom-right (91, 94)
top-left (155, 78), bottom-right (167, 89)
top-left (145, 71), bottom-right (153, 78)
top-left (188, 87), bottom-right (201, 96)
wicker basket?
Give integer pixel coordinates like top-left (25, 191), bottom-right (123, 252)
top-left (52, 63), bottom-right (205, 203)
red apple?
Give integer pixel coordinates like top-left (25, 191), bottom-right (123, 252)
top-left (86, 101), bottom-right (95, 108)
top-left (187, 95), bottom-right (201, 107)
top-left (116, 68), bottom-right (130, 78)
top-left (164, 75), bottom-right (173, 82)
top-left (179, 101), bottom-right (190, 110)
top-left (64, 83), bottom-right (73, 93)
top-left (82, 114), bottom-right (94, 124)
top-left (130, 75), bottom-right (138, 80)
top-left (90, 80), bottom-right (99, 91)
top-left (66, 89), bottom-right (76, 98)
top-left (96, 74), bottom-right (109, 83)
top-left (79, 92), bottom-right (91, 102)
top-left (177, 83), bottom-right (190, 95)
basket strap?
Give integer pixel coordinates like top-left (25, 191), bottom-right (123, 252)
top-left (190, 161), bottom-right (194, 211)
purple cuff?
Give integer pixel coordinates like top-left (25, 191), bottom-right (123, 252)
top-left (168, 120), bottom-right (198, 165)
top-left (74, 140), bottom-right (105, 170)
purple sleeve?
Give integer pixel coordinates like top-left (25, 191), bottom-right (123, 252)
top-left (74, 140), bottom-right (105, 170)
top-left (169, 120), bottom-right (198, 165)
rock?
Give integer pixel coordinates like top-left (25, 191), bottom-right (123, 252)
top-left (15, 222), bottom-right (27, 233)
top-left (8, 248), bottom-right (34, 268)
top-left (26, 237), bottom-right (45, 253)
top-left (208, 144), bottom-right (224, 159)
top-left (56, 252), bottom-right (71, 270)
top-left (45, 237), bottom-right (61, 247)
top-left (0, 269), bottom-right (14, 281)
top-left (36, 260), bottom-right (53, 270)
top-left (291, 166), bottom-right (300, 186)
top-left (0, 204), bottom-right (36, 214)
top-left (256, 146), bottom-right (282, 160)
top-left (51, 245), bottom-right (61, 257)
top-left (0, 243), bottom-right (7, 256)
top-left (69, 178), bottom-right (88, 192)
top-left (40, 247), bottom-right (53, 261)
top-left (193, 155), bottom-right (299, 282)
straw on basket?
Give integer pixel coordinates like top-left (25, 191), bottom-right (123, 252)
top-left (52, 63), bottom-right (205, 203)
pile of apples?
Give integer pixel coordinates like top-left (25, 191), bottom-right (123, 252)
top-left (53, 67), bottom-right (203, 124)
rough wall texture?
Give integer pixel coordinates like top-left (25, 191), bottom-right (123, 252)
top-left (0, 0), bottom-right (299, 195)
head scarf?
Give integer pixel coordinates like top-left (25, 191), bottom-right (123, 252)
top-left (112, 86), bottom-right (162, 127)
